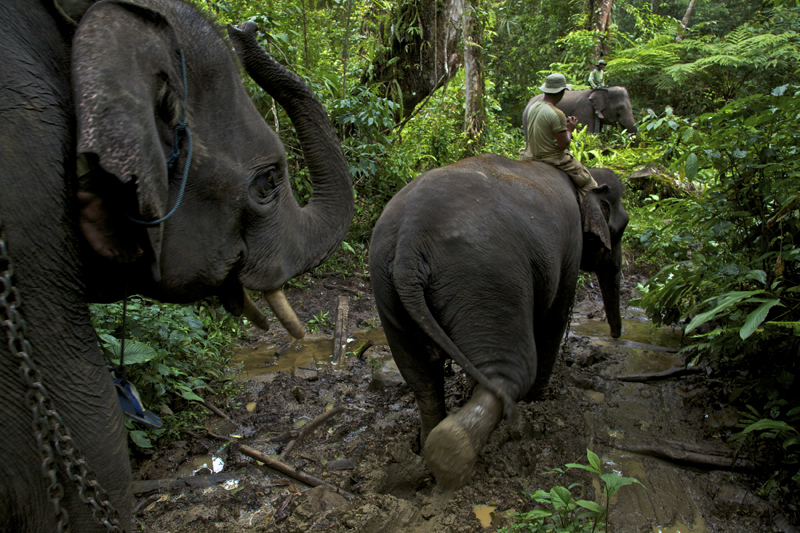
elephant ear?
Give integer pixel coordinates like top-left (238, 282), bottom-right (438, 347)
top-left (588, 90), bottom-right (608, 119)
top-left (73, 0), bottom-right (183, 271)
top-left (582, 184), bottom-right (612, 251)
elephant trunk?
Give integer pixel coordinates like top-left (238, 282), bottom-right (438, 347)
top-left (424, 384), bottom-right (503, 488)
top-left (597, 266), bottom-right (622, 338)
top-left (228, 22), bottom-right (354, 280)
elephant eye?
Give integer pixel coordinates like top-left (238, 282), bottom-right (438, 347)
top-left (250, 167), bottom-right (279, 204)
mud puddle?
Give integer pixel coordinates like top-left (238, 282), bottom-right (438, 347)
top-left (132, 273), bottom-right (776, 533)
top-left (233, 327), bottom-right (390, 379)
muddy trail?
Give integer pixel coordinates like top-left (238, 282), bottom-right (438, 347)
top-left (132, 270), bottom-right (779, 533)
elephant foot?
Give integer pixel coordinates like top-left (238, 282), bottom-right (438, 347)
top-left (423, 385), bottom-right (503, 489)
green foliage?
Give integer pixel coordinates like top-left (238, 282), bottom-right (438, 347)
top-left (631, 85), bottom-right (800, 501)
top-left (499, 450), bottom-right (643, 533)
top-left (91, 298), bottom-right (244, 448)
top-left (306, 310), bottom-right (332, 332)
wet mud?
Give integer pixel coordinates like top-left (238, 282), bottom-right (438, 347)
top-left (132, 271), bottom-right (779, 533)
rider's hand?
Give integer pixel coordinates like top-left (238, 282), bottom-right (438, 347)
top-left (566, 115), bottom-right (579, 131)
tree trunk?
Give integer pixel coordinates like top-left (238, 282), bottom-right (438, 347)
top-left (300, 0), bottom-right (309, 71)
top-left (681, 0), bottom-right (696, 27)
top-left (361, 0), bottom-right (464, 119)
top-left (463, 0), bottom-right (484, 149)
top-left (591, 0), bottom-right (614, 58)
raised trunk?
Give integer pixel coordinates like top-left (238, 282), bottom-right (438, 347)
top-left (228, 22), bottom-right (354, 287)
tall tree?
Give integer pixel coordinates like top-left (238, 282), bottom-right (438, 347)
top-left (463, 0), bottom-right (484, 146)
top-left (362, 0), bottom-right (464, 119)
top-left (588, 0), bottom-right (614, 57)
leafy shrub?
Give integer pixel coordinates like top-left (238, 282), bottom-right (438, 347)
top-left (499, 450), bottom-right (643, 533)
top-left (91, 298), bottom-right (244, 448)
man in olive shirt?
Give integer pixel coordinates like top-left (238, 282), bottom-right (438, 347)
top-left (588, 60), bottom-right (606, 90)
top-left (520, 73), bottom-right (598, 201)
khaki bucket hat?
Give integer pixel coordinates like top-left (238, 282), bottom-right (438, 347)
top-left (539, 73), bottom-right (572, 94)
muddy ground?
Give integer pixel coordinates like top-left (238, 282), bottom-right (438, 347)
top-left (131, 266), bottom-right (784, 533)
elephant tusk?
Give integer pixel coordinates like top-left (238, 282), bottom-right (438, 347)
top-left (265, 290), bottom-right (306, 339)
top-left (241, 291), bottom-right (271, 332)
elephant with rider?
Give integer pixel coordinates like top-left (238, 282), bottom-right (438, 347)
top-left (370, 155), bottom-right (628, 488)
top-left (1, 2), bottom-right (352, 530)
top-left (524, 86), bottom-right (637, 135)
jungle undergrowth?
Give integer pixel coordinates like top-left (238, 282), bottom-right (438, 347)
top-left (499, 449), bottom-right (644, 533)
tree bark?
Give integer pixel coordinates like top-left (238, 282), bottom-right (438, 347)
top-left (590, 0), bottom-right (614, 58)
top-left (681, 0), bottom-right (697, 27)
top-left (463, 0), bottom-right (484, 149)
top-left (361, 0), bottom-right (463, 119)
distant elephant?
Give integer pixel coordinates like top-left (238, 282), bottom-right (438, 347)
top-left (369, 155), bottom-right (628, 488)
top-left (1, 3), bottom-right (351, 531)
top-left (524, 87), bottom-right (637, 136)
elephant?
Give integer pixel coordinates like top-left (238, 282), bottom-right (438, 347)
top-left (1, 3), bottom-right (352, 531)
top-left (524, 87), bottom-right (637, 136)
top-left (369, 155), bottom-right (628, 488)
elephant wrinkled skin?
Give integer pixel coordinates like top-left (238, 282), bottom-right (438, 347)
top-left (0, 3), bottom-right (352, 531)
top-left (524, 86), bottom-right (637, 135)
top-left (369, 155), bottom-right (628, 488)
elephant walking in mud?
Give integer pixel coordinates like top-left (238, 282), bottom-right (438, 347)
top-left (524, 87), bottom-right (637, 135)
top-left (1, 3), bottom-right (352, 531)
top-left (369, 155), bottom-right (628, 488)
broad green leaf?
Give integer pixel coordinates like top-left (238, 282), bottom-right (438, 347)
top-left (181, 389), bottom-right (205, 402)
top-left (130, 430), bottom-right (153, 448)
top-left (685, 291), bottom-right (764, 334)
top-left (741, 418), bottom-right (798, 435)
top-left (107, 340), bottom-right (158, 365)
top-left (587, 450), bottom-right (602, 473)
top-left (550, 486), bottom-right (573, 509)
top-left (685, 153), bottom-right (698, 180)
top-left (740, 299), bottom-right (782, 339)
top-left (521, 509), bottom-right (552, 520)
top-left (576, 500), bottom-right (603, 513)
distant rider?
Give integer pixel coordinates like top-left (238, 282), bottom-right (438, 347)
top-left (520, 73), bottom-right (598, 202)
top-left (588, 59), bottom-right (606, 90)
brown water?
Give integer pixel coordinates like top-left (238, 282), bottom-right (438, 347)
top-left (234, 328), bottom-right (389, 379)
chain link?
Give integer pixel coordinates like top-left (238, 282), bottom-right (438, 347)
top-left (1, 218), bottom-right (123, 532)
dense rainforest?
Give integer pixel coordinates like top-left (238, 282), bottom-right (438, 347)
top-left (89, 0), bottom-right (800, 528)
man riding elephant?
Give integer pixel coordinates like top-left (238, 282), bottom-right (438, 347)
top-left (588, 59), bottom-right (606, 90)
top-left (520, 73), bottom-right (598, 202)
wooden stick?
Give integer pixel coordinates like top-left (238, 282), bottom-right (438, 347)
top-left (332, 296), bottom-right (350, 364)
top-left (238, 445), bottom-right (355, 499)
top-left (356, 339), bottom-right (375, 359)
top-left (615, 366), bottom-right (704, 382)
top-left (200, 400), bottom-right (232, 420)
top-left (609, 441), bottom-right (755, 471)
top-left (279, 406), bottom-right (346, 461)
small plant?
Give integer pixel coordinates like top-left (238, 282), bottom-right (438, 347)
top-left (499, 450), bottom-right (644, 533)
top-left (306, 310), bottom-right (331, 332)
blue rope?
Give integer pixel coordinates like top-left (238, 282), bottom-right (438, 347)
top-left (128, 50), bottom-right (192, 227)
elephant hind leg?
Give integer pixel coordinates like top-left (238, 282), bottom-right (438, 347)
top-left (381, 319), bottom-right (447, 447)
top-left (424, 384), bottom-right (503, 488)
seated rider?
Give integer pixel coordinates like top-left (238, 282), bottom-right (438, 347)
top-left (588, 59), bottom-right (606, 90)
top-left (520, 73), bottom-right (598, 202)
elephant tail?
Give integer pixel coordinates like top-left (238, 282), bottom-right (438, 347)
top-left (392, 247), bottom-right (516, 419)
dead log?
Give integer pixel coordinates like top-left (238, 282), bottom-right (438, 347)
top-left (615, 366), bottom-right (704, 382)
top-left (279, 406), bottom-right (346, 461)
top-left (332, 296), bottom-right (350, 364)
top-left (609, 441), bottom-right (755, 471)
top-left (238, 445), bottom-right (355, 499)
top-left (132, 472), bottom-right (243, 494)
top-left (199, 400), bottom-right (232, 420)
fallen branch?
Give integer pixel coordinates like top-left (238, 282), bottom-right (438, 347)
top-left (132, 472), bottom-right (243, 494)
top-left (610, 441), bottom-right (755, 471)
top-left (200, 400), bottom-right (231, 420)
top-left (356, 339), bottom-right (375, 359)
top-left (238, 445), bottom-right (355, 499)
top-left (615, 366), bottom-right (704, 382)
top-left (279, 406), bottom-right (347, 461)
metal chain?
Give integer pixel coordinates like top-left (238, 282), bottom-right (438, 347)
top-left (0, 217), bottom-right (123, 532)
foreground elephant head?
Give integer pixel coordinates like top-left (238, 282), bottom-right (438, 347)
top-left (1, 2), bottom-right (351, 530)
top-left (369, 156), bottom-right (627, 488)
top-left (524, 87), bottom-right (637, 136)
